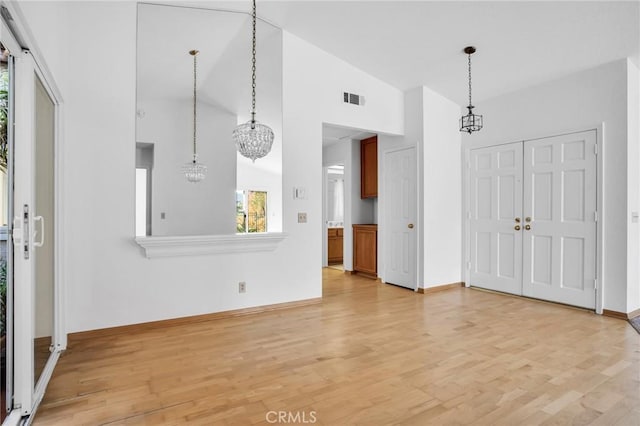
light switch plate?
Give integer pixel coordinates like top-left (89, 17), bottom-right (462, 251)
top-left (294, 187), bottom-right (306, 199)
top-left (298, 212), bottom-right (307, 223)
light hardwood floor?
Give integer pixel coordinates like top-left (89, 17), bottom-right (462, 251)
top-left (34, 269), bottom-right (640, 425)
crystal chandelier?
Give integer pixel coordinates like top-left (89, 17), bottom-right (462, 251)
top-left (460, 46), bottom-right (483, 134)
top-left (232, 0), bottom-right (274, 162)
top-left (183, 49), bottom-right (207, 182)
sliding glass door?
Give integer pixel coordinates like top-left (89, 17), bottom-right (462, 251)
top-left (5, 31), bottom-right (62, 421)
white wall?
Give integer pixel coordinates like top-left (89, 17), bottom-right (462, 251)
top-left (286, 25), bottom-right (406, 278)
top-left (403, 89), bottom-right (425, 286)
top-left (463, 59), bottom-right (631, 313)
top-left (21, 2), bottom-right (403, 333)
top-left (137, 99), bottom-right (237, 236)
top-left (422, 87), bottom-right (463, 287)
top-left (401, 87), bottom-right (462, 289)
top-left (15, 1), bottom-right (68, 95)
top-left (627, 60), bottom-right (640, 313)
top-left (236, 160), bottom-right (283, 233)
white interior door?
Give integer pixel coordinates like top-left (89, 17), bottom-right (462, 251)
top-left (522, 131), bottom-right (597, 309)
top-left (383, 146), bottom-right (417, 289)
top-left (469, 142), bottom-right (523, 295)
top-left (468, 131), bottom-right (597, 309)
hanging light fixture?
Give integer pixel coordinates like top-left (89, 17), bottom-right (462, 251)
top-left (183, 49), bottom-right (207, 183)
top-left (232, 0), bottom-right (274, 162)
top-left (460, 46), bottom-right (483, 134)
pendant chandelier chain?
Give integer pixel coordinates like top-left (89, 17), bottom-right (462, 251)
top-left (251, 0), bottom-right (257, 126)
top-left (232, 0), bottom-right (275, 162)
top-left (192, 50), bottom-right (198, 161)
top-left (183, 49), bottom-right (206, 182)
top-left (467, 53), bottom-right (472, 108)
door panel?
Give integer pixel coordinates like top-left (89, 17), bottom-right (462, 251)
top-left (522, 131), bottom-right (596, 308)
top-left (384, 147), bottom-right (416, 288)
top-left (11, 51), bottom-right (60, 417)
top-left (12, 52), bottom-right (37, 415)
top-left (469, 142), bottom-right (523, 295)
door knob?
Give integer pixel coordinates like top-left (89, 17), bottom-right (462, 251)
top-left (515, 217), bottom-right (521, 223)
top-left (408, 224), bottom-right (414, 229)
top-left (525, 224), bottom-right (531, 230)
top-left (514, 225), bottom-right (521, 231)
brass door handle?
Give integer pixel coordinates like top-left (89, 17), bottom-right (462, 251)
top-left (525, 224), bottom-right (531, 230)
top-left (408, 224), bottom-right (414, 229)
top-left (514, 225), bottom-right (521, 231)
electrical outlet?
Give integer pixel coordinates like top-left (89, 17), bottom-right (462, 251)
top-left (238, 281), bottom-right (246, 293)
top-left (298, 212), bottom-right (307, 223)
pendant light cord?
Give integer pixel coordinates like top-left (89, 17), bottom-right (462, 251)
top-left (251, 0), bottom-right (257, 128)
top-left (467, 53), bottom-right (472, 109)
top-left (192, 50), bottom-right (198, 162)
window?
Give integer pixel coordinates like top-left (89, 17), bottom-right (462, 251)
top-left (135, 168), bottom-right (147, 237)
top-left (135, 143), bottom-right (154, 237)
top-left (236, 190), bottom-right (267, 233)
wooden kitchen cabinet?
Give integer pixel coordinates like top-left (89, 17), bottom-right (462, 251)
top-left (360, 136), bottom-right (378, 198)
top-left (353, 224), bottom-right (377, 277)
top-left (328, 228), bottom-right (344, 264)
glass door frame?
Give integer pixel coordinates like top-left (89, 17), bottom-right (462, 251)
top-left (1, 20), bottom-right (19, 424)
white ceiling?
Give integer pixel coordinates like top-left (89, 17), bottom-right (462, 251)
top-left (138, 1), bottom-right (639, 154)
top-left (254, 0), bottom-right (639, 104)
top-left (137, 4), bottom-right (248, 102)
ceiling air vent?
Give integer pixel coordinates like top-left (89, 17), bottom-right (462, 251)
top-left (343, 92), bottom-right (365, 106)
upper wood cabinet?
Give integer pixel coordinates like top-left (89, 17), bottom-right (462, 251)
top-left (360, 136), bottom-right (378, 198)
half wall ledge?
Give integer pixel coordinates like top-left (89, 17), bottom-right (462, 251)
top-left (135, 233), bottom-right (288, 258)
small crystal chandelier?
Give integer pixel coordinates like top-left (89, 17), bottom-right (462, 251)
top-left (460, 46), bottom-right (483, 134)
top-left (232, 0), bottom-right (274, 162)
top-left (183, 49), bottom-right (207, 183)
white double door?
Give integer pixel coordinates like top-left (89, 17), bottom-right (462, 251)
top-left (469, 131), bottom-right (597, 309)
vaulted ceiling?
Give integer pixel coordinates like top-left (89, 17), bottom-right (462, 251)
top-left (257, 1), bottom-right (639, 104)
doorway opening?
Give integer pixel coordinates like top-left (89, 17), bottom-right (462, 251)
top-left (321, 123), bottom-right (377, 280)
